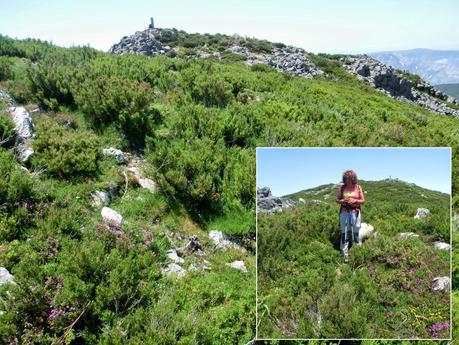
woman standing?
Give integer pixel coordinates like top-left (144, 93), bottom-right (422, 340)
top-left (336, 170), bottom-right (366, 262)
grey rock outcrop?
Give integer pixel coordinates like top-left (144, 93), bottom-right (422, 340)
top-left (257, 187), bottom-right (295, 214)
top-left (0, 267), bottom-right (15, 286)
top-left (0, 90), bottom-right (15, 106)
top-left (167, 249), bottom-right (185, 264)
top-left (208, 230), bottom-right (240, 251)
top-left (177, 235), bottom-right (205, 256)
top-left (398, 232), bottom-right (420, 239)
top-left (414, 208), bottom-right (431, 219)
top-left (91, 190), bottom-right (111, 207)
top-left (110, 28), bottom-right (323, 79)
top-left (432, 276), bottom-right (450, 291)
top-left (101, 207), bottom-right (123, 226)
top-left (341, 55), bottom-right (459, 117)
top-left (161, 263), bottom-right (186, 278)
top-left (109, 28), bottom-right (171, 56)
top-left (228, 45), bottom-right (323, 78)
top-left (433, 241), bottom-right (451, 251)
top-left (126, 162), bottom-right (157, 193)
top-left (359, 223), bottom-right (375, 242)
top-left (6, 106), bottom-right (35, 162)
top-left (226, 260), bottom-right (248, 272)
top-left (103, 148), bottom-right (127, 164)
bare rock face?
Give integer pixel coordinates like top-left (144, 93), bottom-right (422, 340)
top-left (0, 90), bottom-right (15, 106)
top-left (109, 28), bottom-right (170, 56)
top-left (109, 28), bottom-right (323, 79)
top-left (359, 223), bottom-right (375, 242)
top-left (226, 260), bottom-right (248, 272)
top-left (166, 249), bottom-right (185, 264)
top-left (341, 55), bottom-right (459, 117)
top-left (177, 235), bottom-right (205, 256)
top-left (432, 276), bottom-right (450, 291)
top-left (433, 241), bottom-right (451, 251)
top-left (257, 187), bottom-right (295, 214)
top-left (228, 45), bottom-right (324, 79)
top-left (5, 106), bottom-right (35, 162)
top-left (398, 232), bottom-right (420, 239)
top-left (414, 208), bottom-right (431, 219)
top-left (102, 148), bottom-right (127, 164)
top-left (0, 267), bottom-right (16, 286)
top-left (161, 263), bottom-right (186, 278)
top-left (91, 190), bottom-right (111, 207)
top-left (101, 207), bottom-right (123, 226)
top-left (208, 230), bottom-right (240, 251)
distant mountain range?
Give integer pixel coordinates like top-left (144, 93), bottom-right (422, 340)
top-left (435, 83), bottom-right (459, 100)
top-left (370, 48), bottom-right (459, 85)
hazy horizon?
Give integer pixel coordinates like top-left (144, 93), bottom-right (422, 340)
top-left (1, 0), bottom-right (458, 54)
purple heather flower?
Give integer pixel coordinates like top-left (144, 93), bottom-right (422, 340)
top-left (48, 309), bottom-right (63, 320)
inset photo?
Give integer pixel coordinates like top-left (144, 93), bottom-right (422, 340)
top-left (256, 147), bottom-right (451, 340)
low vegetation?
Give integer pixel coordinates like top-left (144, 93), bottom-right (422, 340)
top-left (0, 33), bottom-right (457, 343)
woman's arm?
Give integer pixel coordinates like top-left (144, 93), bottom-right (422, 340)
top-left (336, 187), bottom-right (346, 204)
top-left (354, 185), bottom-right (365, 204)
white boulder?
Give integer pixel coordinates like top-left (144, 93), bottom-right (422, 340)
top-left (208, 230), bottom-right (240, 251)
top-left (103, 148), bottom-right (126, 164)
top-left (398, 232), bottom-right (420, 239)
top-left (432, 276), bottom-right (450, 291)
top-left (7, 106), bottom-right (34, 139)
top-left (226, 260), bottom-right (248, 272)
top-left (167, 249), bottom-right (184, 264)
top-left (91, 190), bottom-right (110, 207)
top-left (0, 267), bottom-right (16, 286)
top-left (414, 208), bottom-right (430, 219)
top-left (101, 207), bottom-right (123, 226)
top-left (359, 223), bottom-right (374, 242)
top-left (161, 263), bottom-right (186, 278)
top-left (433, 241), bottom-right (451, 251)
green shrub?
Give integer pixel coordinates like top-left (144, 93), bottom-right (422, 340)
top-left (31, 119), bottom-right (99, 179)
top-left (0, 149), bottom-right (34, 241)
top-left (0, 112), bottom-right (15, 146)
top-left (0, 56), bottom-right (13, 81)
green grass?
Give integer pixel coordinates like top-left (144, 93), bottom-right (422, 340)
top-left (258, 193), bottom-right (450, 338)
top-left (0, 33), bottom-right (458, 343)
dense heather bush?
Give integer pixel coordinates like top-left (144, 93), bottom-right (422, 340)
top-left (31, 119), bottom-right (100, 179)
top-left (0, 56), bottom-right (13, 81)
top-left (258, 201), bottom-right (450, 339)
top-left (0, 149), bottom-right (34, 241)
top-left (0, 112), bottom-right (15, 146)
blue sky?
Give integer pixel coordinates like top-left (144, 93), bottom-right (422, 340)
top-left (257, 148), bottom-right (451, 195)
top-left (1, 0), bottom-right (458, 53)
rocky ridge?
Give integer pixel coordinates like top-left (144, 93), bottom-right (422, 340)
top-left (109, 28), bottom-right (323, 78)
top-left (257, 187), bottom-right (295, 214)
top-left (341, 55), bottom-right (459, 117)
top-left (110, 26), bottom-right (459, 117)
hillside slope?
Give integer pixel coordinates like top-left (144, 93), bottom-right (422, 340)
top-left (258, 180), bottom-right (450, 338)
top-left (0, 30), bottom-right (458, 343)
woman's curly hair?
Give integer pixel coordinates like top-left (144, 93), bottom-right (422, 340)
top-left (342, 170), bottom-right (357, 184)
